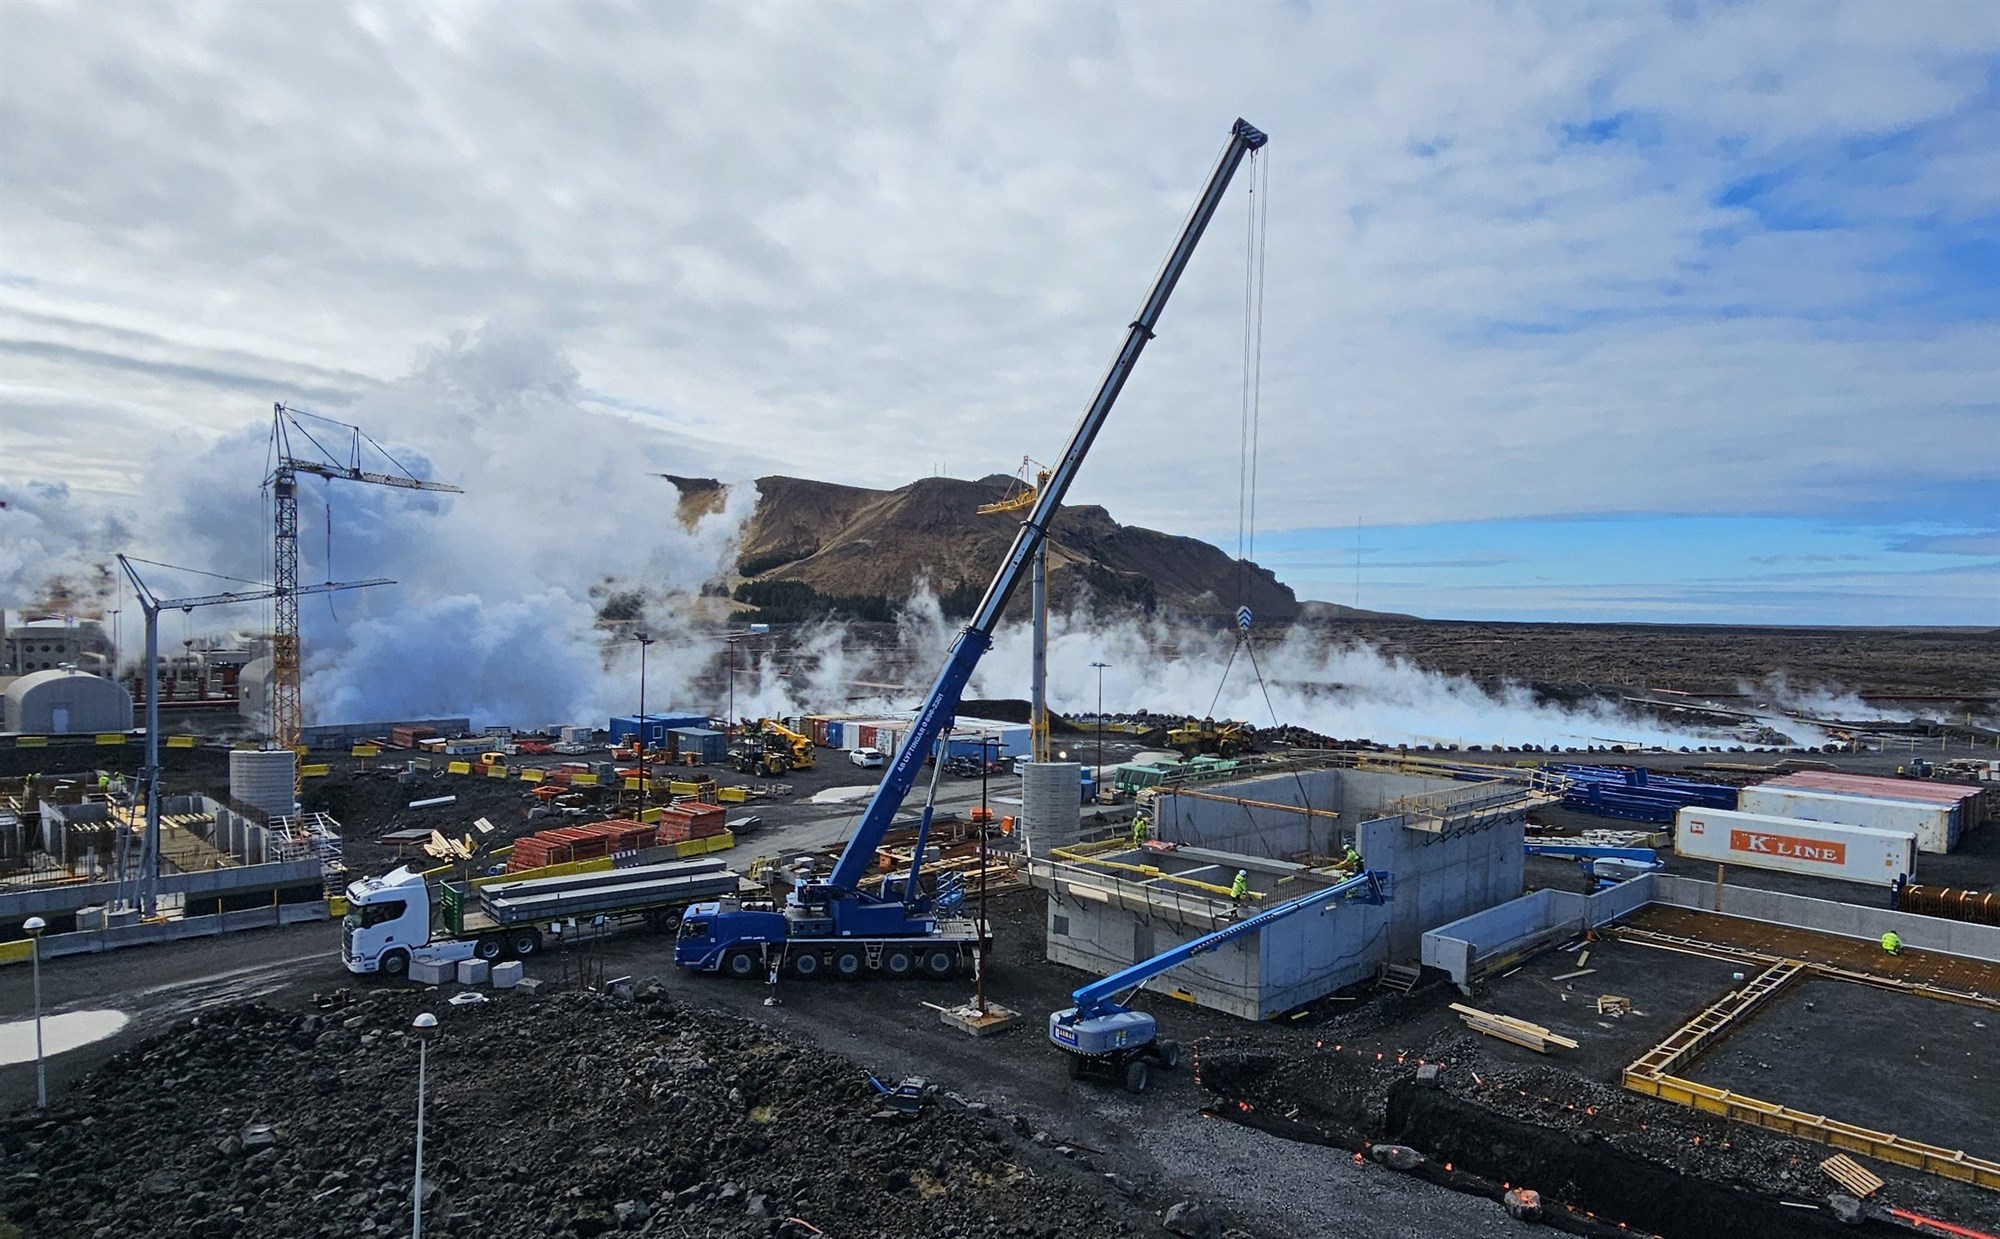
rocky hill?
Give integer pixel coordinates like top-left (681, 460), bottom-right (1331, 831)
top-left (697, 473), bottom-right (1303, 622)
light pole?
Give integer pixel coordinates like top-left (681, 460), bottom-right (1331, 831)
top-left (635, 631), bottom-right (654, 816)
top-left (977, 734), bottom-right (995, 1016)
top-left (23, 916), bottom-right (46, 1109)
top-left (410, 1011), bottom-right (438, 1239)
top-left (1090, 661), bottom-right (1110, 798)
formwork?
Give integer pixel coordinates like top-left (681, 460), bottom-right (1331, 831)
top-left (1610, 907), bottom-right (2000, 1191)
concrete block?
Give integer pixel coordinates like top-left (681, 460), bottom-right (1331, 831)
top-left (410, 959), bottom-right (451, 985)
top-left (456, 959), bottom-right (489, 985)
top-left (490, 960), bottom-right (523, 989)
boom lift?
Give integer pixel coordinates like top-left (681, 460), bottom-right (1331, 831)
top-left (674, 117), bottom-right (1269, 980)
top-left (1049, 870), bottom-right (1391, 1092)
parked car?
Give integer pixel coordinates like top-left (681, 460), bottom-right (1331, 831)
top-left (851, 747), bottom-right (886, 769)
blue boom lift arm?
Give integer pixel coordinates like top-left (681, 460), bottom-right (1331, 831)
top-left (813, 118), bottom-right (1269, 902)
top-left (1054, 869), bottom-right (1391, 1033)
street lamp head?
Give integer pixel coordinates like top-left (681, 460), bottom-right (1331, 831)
top-left (23, 916), bottom-right (45, 936)
top-left (412, 1012), bottom-right (439, 1041)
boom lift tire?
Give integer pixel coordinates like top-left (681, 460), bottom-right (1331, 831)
top-left (1124, 1059), bottom-right (1151, 1094)
top-left (1156, 1040), bottom-right (1182, 1070)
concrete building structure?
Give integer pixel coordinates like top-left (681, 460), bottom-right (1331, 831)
top-left (1, 615), bottom-right (113, 676)
top-left (1029, 763), bottom-right (1542, 1019)
top-left (3, 668), bottom-right (134, 734)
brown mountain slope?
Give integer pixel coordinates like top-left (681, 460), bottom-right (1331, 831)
top-left (729, 474), bottom-right (1301, 621)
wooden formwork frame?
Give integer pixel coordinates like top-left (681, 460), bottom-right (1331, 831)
top-left (1615, 931), bottom-right (2000, 1191)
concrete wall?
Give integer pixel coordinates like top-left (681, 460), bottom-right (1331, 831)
top-left (1045, 885), bottom-right (1267, 1019)
top-left (1358, 811), bottom-right (1525, 961)
top-left (0, 856), bottom-right (325, 923)
top-left (1649, 873), bottom-right (2000, 962)
top-left (1422, 877), bottom-right (1656, 986)
top-left (1152, 768), bottom-right (1343, 857)
top-left (13, 900), bottom-right (328, 962)
top-left (1258, 895), bottom-right (1392, 1015)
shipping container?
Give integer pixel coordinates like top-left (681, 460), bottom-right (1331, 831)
top-left (609, 713), bottom-right (711, 746)
top-left (1763, 771), bottom-right (1986, 830)
top-left (810, 717), bottom-right (830, 748)
top-left (1674, 807), bottom-right (1914, 886)
top-left (668, 727), bottom-right (728, 765)
top-left (825, 721), bottom-right (845, 749)
top-left (1738, 785), bottom-right (1957, 854)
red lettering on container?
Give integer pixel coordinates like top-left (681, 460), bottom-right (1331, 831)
top-left (1729, 829), bottom-right (1845, 865)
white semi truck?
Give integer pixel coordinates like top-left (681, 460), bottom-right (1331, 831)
top-left (343, 858), bottom-right (743, 978)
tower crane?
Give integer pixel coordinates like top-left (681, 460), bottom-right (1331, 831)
top-left (674, 117), bottom-right (1268, 981)
top-left (977, 459), bottom-right (1056, 761)
top-left (116, 555), bottom-right (388, 915)
top-left (266, 403), bottom-right (461, 752)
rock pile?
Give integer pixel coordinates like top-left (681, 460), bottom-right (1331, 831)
top-left (2, 986), bottom-right (1161, 1239)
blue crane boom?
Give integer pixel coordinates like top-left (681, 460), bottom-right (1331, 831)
top-left (821, 117), bottom-right (1268, 898)
top-left (673, 118), bottom-right (1268, 980)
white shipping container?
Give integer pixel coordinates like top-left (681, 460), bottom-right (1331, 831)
top-left (1674, 807), bottom-right (1914, 887)
top-left (1737, 785), bottom-right (1955, 855)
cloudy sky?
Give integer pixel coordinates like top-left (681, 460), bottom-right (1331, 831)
top-left (3, 0), bottom-right (1996, 624)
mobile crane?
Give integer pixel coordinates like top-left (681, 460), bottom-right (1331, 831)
top-left (1049, 869), bottom-right (1391, 1092)
top-left (674, 117), bottom-right (1270, 980)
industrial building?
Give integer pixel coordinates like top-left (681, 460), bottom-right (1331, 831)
top-left (1028, 763), bottom-right (1545, 1019)
top-left (3, 667), bottom-right (134, 734)
top-left (0, 613), bottom-right (113, 675)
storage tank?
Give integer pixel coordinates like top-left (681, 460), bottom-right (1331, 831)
top-left (237, 656), bottom-right (272, 728)
top-left (230, 748), bottom-right (298, 819)
top-left (1674, 807), bottom-right (1914, 886)
top-left (1021, 761), bottom-right (1082, 857)
top-left (3, 668), bottom-right (133, 734)
top-left (1738, 785), bottom-right (1957, 854)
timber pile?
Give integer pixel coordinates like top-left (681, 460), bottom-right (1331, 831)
top-left (1450, 1003), bottom-right (1579, 1054)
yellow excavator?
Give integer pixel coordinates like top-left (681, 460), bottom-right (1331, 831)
top-left (757, 719), bottom-right (817, 771)
top-left (1168, 717), bottom-right (1253, 758)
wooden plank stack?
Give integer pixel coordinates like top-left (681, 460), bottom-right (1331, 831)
top-left (1450, 1003), bottom-right (1580, 1053)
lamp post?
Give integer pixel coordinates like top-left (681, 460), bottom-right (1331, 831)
top-left (410, 1012), bottom-right (439, 1239)
top-left (1090, 662), bottom-right (1110, 799)
top-left (635, 631), bottom-right (654, 816)
top-left (23, 916), bottom-right (46, 1109)
top-left (977, 734), bottom-right (995, 1016)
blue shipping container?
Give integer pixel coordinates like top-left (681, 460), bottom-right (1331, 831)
top-left (611, 713), bottom-right (712, 746)
top-left (825, 721), bottom-right (845, 748)
top-left (669, 727), bottom-right (728, 764)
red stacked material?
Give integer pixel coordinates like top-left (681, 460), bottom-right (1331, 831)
top-left (656, 802), bottom-right (728, 844)
top-left (550, 825), bottom-right (610, 860)
top-left (390, 724), bottom-right (437, 749)
top-left (506, 831), bottom-right (573, 871)
top-left (588, 818), bottom-right (654, 852)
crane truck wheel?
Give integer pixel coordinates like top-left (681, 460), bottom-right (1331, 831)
top-left (883, 949), bottom-right (914, 978)
top-left (922, 948), bottom-right (956, 978)
top-left (1123, 1059), bottom-right (1151, 1094)
top-left (379, 950), bottom-right (410, 980)
top-left (509, 929), bottom-right (541, 958)
top-left (475, 936), bottom-right (504, 962)
top-left (724, 949), bottom-right (761, 979)
top-left (1153, 1039), bottom-right (1181, 1070)
top-left (790, 951), bottom-right (821, 979)
top-left (833, 949), bottom-right (864, 980)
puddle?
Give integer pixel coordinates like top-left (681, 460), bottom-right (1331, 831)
top-left (810, 786), bottom-right (878, 804)
top-left (0, 1009), bottom-right (131, 1066)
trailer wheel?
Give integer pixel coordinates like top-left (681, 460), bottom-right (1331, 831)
top-left (884, 949), bottom-right (914, 978)
top-left (724, 949), bottom-right (761, 979)
top-left (510, 929), bottom-right (541, 958)
top-left (1153, 1039), bottom-right (1181, 1070)
top-left (922, 948), bottom-right (956, 978)
top-left (833, 949), bottom-right (865, 980)
top-left (647, 906), bottom-right (682, 933)
top-left (1123, 1058), bottom-right (1151, 1094)
top-left (790, 951), bottom-right (821, 980)
top-left (379, 950), bottom-right (410, 980)
top-left (475, 936), bottom-right (504, 962)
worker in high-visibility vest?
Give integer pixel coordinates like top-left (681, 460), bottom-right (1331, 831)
top-left (1343, 845), bottom-right (1361, 871)
top-left (1880, 931), bottom-right (1902, 955)
top-left (1230, 869), bottom-right (1249, 902)
top-left (1131, 814), bottom-right (1149, 849)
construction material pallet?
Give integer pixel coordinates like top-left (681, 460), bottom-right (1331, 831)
top-left (1450, 1003), bottom-right (1578, 1054)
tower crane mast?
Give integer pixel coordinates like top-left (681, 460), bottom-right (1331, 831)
top-left (266, 404), bottom-right (461, 752)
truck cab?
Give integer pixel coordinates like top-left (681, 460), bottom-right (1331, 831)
top-left (343, 866), bottom-right (444, 977)
top-left (674, 899), bottom-right (789, 976)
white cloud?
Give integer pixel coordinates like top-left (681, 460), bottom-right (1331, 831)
top-left (3, 0), bottom-right (1996, 540)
